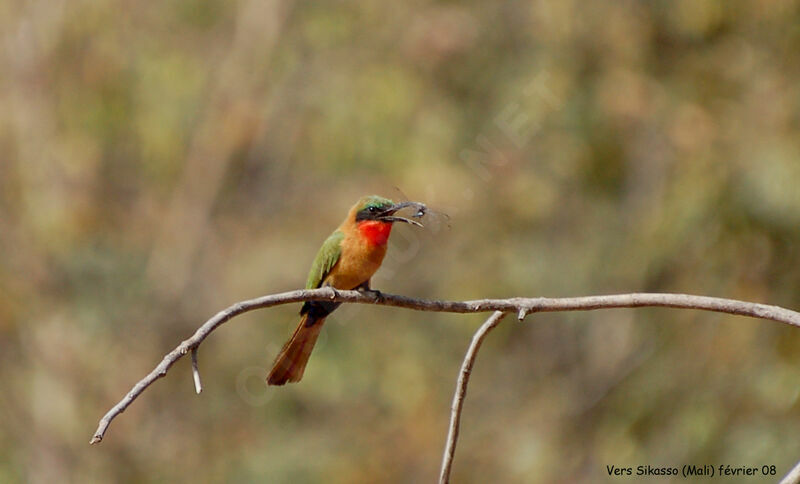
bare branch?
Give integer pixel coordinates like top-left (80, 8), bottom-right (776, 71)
top-left (439, 311), bottom-right (506, 484)
top-left (90, 288), bottom-right (800, 445)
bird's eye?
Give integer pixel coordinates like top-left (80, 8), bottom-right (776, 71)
top-left (368, 206), bottom-right (378, 212)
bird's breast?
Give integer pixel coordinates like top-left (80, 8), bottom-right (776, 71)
top-left (325, 231), bottom-right (389, 289)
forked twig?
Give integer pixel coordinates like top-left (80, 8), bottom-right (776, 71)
top-left (88, 288), bottom-right (800, 483)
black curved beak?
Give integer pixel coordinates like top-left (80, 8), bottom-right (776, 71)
top-left (378, 201), bottom-right (426, 227)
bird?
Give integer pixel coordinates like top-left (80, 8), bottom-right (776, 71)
top-left (267, 195), bottom-right (425, 385)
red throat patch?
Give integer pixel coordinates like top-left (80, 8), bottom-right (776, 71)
top-left (357, 220), bottom-right (393, 245)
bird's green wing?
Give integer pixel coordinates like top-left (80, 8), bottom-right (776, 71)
top-left (305, 230), bottom-right (344, 289)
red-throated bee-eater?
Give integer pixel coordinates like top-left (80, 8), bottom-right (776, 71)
top-left (267, 195), bottom-right (425, 385)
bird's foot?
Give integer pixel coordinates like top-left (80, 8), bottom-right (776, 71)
top-left (326, 286), bottom-right (341, 300)
top-left (358, 287), bottom-right (385, 303)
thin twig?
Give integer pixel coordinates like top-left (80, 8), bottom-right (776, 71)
top-left (781, 459), bottom-right (800, 484)
top-left (439, 311), bottom-right (506, 484)
top-left (90, 288), bottom-right (800, 444)
top-left (191, 347), bottom-right (202, 394)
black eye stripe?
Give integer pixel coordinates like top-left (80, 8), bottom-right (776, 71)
top-left (356, 204), bottom-right (391, 221)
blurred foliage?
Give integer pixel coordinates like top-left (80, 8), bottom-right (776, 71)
top-left (2, 0), bottom-right (800, 482)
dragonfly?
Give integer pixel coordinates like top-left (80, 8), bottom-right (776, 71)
top-left (388, 193), bottom-right (451, 234)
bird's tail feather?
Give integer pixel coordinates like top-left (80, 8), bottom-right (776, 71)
top-left (267, 314), bottom-right (325, 385)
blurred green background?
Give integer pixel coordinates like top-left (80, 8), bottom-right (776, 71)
top-left (2, 0), bottom-right (800, 482)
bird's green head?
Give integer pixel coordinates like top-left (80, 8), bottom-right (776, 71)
top-left (352, 195), bottom-right (425, 226)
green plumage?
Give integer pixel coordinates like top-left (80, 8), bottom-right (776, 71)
top-left (305, 230), bottom-right (344, 289)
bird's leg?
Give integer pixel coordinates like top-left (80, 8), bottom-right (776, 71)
top-left (356, 280), bottom-right (384, 302)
